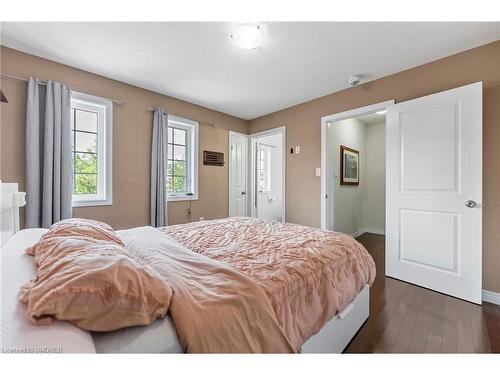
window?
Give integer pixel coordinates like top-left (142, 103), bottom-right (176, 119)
top-left (71, 92), bottom-right (112, 207)
top-left (257, 145), bottom-right (271, 192)
top-left (167, 115), bottom-right (198, 201)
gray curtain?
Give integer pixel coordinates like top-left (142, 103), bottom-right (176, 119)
top-left (26, 77), bottom-right (72, 228)
top-left (150, 108), bottom-right (168, 227)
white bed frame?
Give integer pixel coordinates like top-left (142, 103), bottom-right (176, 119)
top-left (1, 182), bottom-right (26, 247)
top-left (0, 182), bottom-right (369, 353)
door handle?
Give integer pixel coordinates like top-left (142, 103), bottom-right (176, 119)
top-left (241, 191), bottom-right (246, 195)
top-left (465, 200), bottom-right (477, 208)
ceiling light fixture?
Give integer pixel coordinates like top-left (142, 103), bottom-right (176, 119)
top-left (231, 24), bottom-right (262, 50)
top-left (376, 110), bottom-right (386, 115)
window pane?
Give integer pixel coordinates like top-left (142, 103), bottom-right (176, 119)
top-left (168, 144), bottom-right (173, 160)
top-left (173, 128), bottom-right (186, 145)
top-left (171, 160), bottom-right (185, 177)
top-left (172, 176), bottom-right (186, 192)
top-left (74, 174), bottom-right (97, 194)
top-left (75, 131), bottom-right (97, 153)
top-left (75, 110), bottom-right (98, 132)
top-left (167, 161), bottom-right (173, 176)
top-left (167, 176), bottom-right (173, 192)
top-left (173, 145), bottom-right (186, 161)
top-left (74, 152), bottom-right (98, 174)
top-left (168, 127), bottom-right (173, 143)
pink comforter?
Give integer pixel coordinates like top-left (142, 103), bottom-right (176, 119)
top-left (121, 226), bottom-right (294, 353)
top-left (162, 217), bottom-right (376, 350)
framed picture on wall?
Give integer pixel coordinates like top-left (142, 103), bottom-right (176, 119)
top-left (340, 145), bottom-right (359, 186)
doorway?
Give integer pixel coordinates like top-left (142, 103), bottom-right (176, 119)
top-left (249, 127), bottom-right (285, 221)
top-left (229, 126), bottom-right (286, 221)
top-left (320, 83), bottom-right (483, 304)
top-left (321, 101), bottom-right (393, 233)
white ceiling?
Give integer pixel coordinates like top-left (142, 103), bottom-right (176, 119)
top-left (1, 22), bottom-right (498, 120)
top-left (357, 112), bottom-right (386, 125)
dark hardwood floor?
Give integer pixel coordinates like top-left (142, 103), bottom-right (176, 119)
top-left (345, 233), bottom-right (500, 353)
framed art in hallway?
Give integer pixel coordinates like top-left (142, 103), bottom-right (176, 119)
top-left (340, 145), bottom-right (359, 186)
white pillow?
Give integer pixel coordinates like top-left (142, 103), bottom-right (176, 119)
top-left (90, 228), bottom-right (183, 353)
top-left (92, 316), bottom-right (182, 353)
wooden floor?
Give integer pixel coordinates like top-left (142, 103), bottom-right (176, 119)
top-left (344, 233), bottom-right (500, 353)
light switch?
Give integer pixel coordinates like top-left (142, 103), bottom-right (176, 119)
top-left (315, 168), bottom-right (321, 177)
top-left (334, 168), bottom-right (339, 178)
top-left (294, 146), bottom-right (301, 154)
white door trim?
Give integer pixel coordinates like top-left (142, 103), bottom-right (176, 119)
top-left (249, 126), bottom-right (286, 221)
top-left (320, 100), bottom-right (395, 230)
top-left (228, 130), bottom-right (248, 217)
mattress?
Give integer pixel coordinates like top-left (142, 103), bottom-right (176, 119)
top-left (1, 229), bottom-right (96, 353)
top-left (2, 223), bottom-right (373, 353)
top-left (1, 228), bottom-right (182, 353)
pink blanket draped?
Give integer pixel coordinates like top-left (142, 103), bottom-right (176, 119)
top-left (120, 226), bottom-right (294, 353)
top-left (161, 217), bottom-right (376, 350)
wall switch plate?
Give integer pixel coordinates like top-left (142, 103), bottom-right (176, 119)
top-left (295, 146), bottom-right (301, 154)
top-left (315, 168), bottom-right (321, 177)
top-left (334, 168), bottom-right (339, 178)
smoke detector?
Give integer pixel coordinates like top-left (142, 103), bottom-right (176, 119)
top-left (348, 74), bottom-right (361, 87)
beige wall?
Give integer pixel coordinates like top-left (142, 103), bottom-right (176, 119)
top-left (328, 118), bottom-right (367, 235)
top-left (249, 41), bottom-right (500, 292)
top-left (365, 122), bottom-right (385, 231)
top-left (0, 46), bottom-right (248, 228)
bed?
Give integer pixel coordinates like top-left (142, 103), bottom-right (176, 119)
top-left (1, 183), bottom-right (374, 353)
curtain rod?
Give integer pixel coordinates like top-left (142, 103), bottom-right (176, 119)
top-left (0, 73), bottom-right (125, 105)
top-left (147, 106), bottom-right (217, 128)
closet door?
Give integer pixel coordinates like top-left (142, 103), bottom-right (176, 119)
top-left (229, 131), bottom-right (248, 217)
top-left (386, 82), bottom-right (482, 304)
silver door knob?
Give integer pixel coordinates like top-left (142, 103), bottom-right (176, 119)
top-left (465, 200), bottom-right (477, 208)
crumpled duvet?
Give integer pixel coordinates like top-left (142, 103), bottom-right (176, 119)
top-left (162, 217), bottom-right (376, 350)
top-left (120, 226), bottom-right (294, 353)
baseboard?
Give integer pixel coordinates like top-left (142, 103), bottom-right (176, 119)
top-left (350, 229), bottom-right (366, 238)
top-left (350, 228), bottom-right (385, 238)
top-left (364, 228), bottom-right (385, 236)
top-left (482, 289), bottom-right (500, 305)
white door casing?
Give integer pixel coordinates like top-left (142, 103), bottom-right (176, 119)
top-left (229, 131), bottom-right (248, 217)
top-left (386, 82), bottom-right (482, 304)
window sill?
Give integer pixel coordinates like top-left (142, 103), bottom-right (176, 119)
top-left (168, 194), bottom-right (199, 202)
top-left (73, 199), bottom-right (112, 208)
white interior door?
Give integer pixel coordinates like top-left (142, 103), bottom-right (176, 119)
top-left (386, 82), bottom-right (482, 304)
top-left (229, 131), bottom-right (248, 217)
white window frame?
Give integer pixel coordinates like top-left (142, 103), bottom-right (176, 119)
top-left (167, 115), bottom-right (198, 202)
top-left (71, 91), bottom-right (113, 207)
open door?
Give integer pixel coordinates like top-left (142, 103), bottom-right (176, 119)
top-left (386, 82), bottom-right (482, 304)
top-left (229, 131), bottom-right (248, 217)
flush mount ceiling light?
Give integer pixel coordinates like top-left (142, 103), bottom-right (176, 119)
top-left (375, 110), bottom-right (387, 115)
top-left (230, 24), bottom-right (262, 50)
